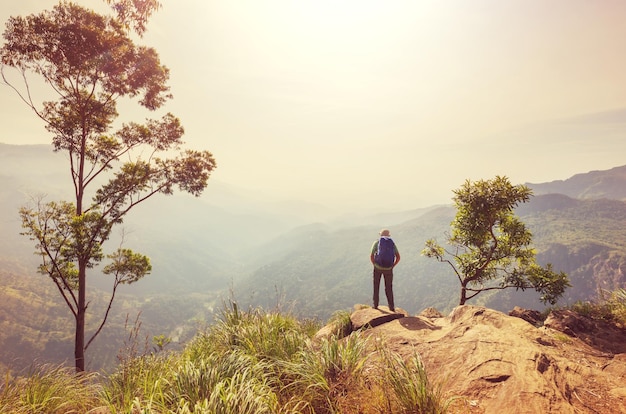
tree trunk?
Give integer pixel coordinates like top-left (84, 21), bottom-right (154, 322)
top-left (75, 139), bottom-right (86, 372)
top-left (459, 284), bottom-right (467, 306)
top-left (75, 260), bottom-right (87, 372)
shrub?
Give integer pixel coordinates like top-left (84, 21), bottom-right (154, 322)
top-left (568, 288), bottom-right (626, 325)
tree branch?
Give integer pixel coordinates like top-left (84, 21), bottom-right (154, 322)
top-left (85, 277), bottom-right (120, 350)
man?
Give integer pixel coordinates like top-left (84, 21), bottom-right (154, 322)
top-left (370, 229), bottom-right (401, 312)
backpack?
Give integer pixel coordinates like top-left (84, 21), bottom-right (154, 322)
top-left (375, 237), bottom-right (395, 267)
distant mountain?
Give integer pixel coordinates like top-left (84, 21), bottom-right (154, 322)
top-left (527, 164), bottom-right (626, 201)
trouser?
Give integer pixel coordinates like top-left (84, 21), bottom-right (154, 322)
top-left (373, 267), bottom-right (394, 310)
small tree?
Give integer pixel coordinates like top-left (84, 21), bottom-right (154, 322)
top-left (422, 176), bottom-right (569, 306)
top-left (1, 2), bottom-right (216, 371)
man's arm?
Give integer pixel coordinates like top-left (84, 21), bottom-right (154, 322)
top-left (370, 241), bottom-right (378, 265)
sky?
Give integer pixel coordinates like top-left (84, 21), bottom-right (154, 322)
top-left (1, 0), bottom-right (626, 212)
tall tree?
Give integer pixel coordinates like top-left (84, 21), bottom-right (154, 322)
top-left (1, 2), bottom-right (216, 371)
top-left (422, 176), bottom-right (569, 306)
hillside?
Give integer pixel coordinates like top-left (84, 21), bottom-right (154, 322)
top-left (0, 263), bottom-right (212, 373)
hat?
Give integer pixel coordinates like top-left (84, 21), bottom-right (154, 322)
top-left (379, 229), bottom-right (390, 237)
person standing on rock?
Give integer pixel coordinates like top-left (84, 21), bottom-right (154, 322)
top-left (370, 229), bottom-right (401, 312)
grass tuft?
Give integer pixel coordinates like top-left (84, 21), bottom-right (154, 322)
top-left (376, 345), bottom-right (455, 414)
top-left (0, 364), bottom-right (101, 414)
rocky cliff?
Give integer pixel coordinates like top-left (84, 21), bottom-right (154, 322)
top-left (317, 305), bottom-right (626, 413)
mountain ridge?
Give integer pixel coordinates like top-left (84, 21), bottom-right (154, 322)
top-left (526, 164), bottom-right (626, 201)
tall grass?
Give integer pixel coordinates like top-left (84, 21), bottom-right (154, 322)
top-left (101, 353), bottom-right (175, 413)
top-left (0, 364), bottom-right (101, 414)
top-left (376, 346), bottom-right (454, 414)
top-left (102, 306), bottom-right (281, 413)
top-left (167, 351), bottom-right (278, 414)
top-left (101, 302), bottom-right (317, 413)
top-left (183, 301), bottom-right (316, 362)
top-left (279, 332), bottom-right (370, 413)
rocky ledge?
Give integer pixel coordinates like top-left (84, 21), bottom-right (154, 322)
top-left (316, 305), bottom-right (626, 414)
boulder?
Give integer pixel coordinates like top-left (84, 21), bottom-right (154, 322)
top-left (419, 306), bottom-right (445, 319)
top-left (349, 305), bottom-right (407, 331)
top-left (356, 305), bottom-right (626, 413)
top-left (544, 309), bottom-right (626, 354)
top-left (509, 306), bottom-right (543, 326)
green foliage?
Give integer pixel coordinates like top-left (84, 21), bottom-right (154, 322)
top-left (567, 288), bottom-right (626, 325)
top-left (103, 249), bottom-right (152, 285)
top-left (104, 0), bottom-right (162, 36)
top-left (423, 176), bottom-right (570, 306)
top-left (152, 334), bottom-right (172, 353)
top-left (451, 176), bottom-right (532, 248)
top-left (19, 201), bottom-right (83, 289)
top-left (104, 302), bottom-right (309, 413)
top-left (609, 289), bottom-right (626, 324)
top-left (524, 263), bottom-right (571, 306)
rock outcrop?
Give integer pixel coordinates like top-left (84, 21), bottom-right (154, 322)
top-left (321, 305), bottom-right (626, 414)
